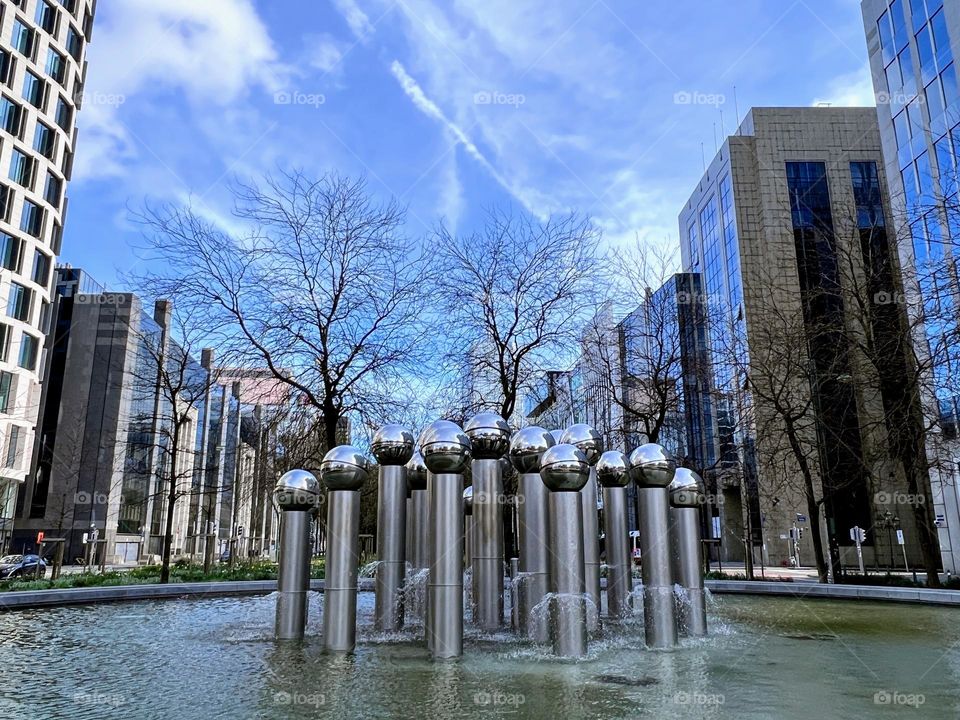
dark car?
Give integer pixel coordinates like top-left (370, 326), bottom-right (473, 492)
top-left (0, 554), bottom-right (46, 579)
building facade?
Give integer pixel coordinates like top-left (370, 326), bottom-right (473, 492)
top-left (862, 0), bottom-right (960, 572)
top-left (0, 0), bottom-right (96, 549)
top-left (679, 107), bottom-right (936, 572)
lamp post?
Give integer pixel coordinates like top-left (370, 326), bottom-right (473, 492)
top-left (465, 412), bottom-right (511, 631)
top-left (541, 443), bottom-right (591, 658)
top-left (319, 445), bottom-right (370, 653)
top-left (371, 424), bottom-right (415, 632)
top-left (629, 443), bottom-right (678, 649)
top-left (597, 450), bottom-right (631, 620)
top-left (420, 420), bottom-right (472, 660)
top-left (560, 424), bottom-right (603, 630)
top-left (273, 470), bottom-right (320, 641)
top-left (509, 426), bottom-right (555, 643)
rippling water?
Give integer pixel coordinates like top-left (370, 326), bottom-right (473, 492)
top-left (1, 591), bottom-right (958, 719)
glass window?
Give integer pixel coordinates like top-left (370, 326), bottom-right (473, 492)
top-left (917, 151), bottom-right (936, 206)
top-left (0, 50), bottom-right (12, 87)
top-left (926, 76), bottom-right (945, 121)
top-left (31, 250), bottom-right (50, 288)
top-left (33, 122), bottom-right (56, 160)
top-left (7, 282), bottom-right (31, 322)
top-left (11, 21), bottom-right (34, 58)
top-left (886, 56), bottom-right (903, 94)
top-left (0, 186), bottom-right (11, 224)
top-left (8, 149), bottom-right (34, 189)
top-left (942, 63), bottom-right (959, 107)
top-left (931, 9), bottom-right (951, 65)
top-left (879, 10), bottom-right (896, 66)
top-left (43, 172), bottom-right (60, 209)
top-left (0, 96), bottom-right (23, 137)
top-left (35, 1), bottom-right (58, 35)
top-left (936, 134), bottom-right (956, 198)
top-left (57, 0), bottom-right (77, 14)
top-left (45, 48), bottom-right (66, 85)
top-left (891, 0), bottom-right (909, 51)
top-left (902, 162), bottom-right (920, 214)
top-left (18, 332), bottom-right (37, 371)
top-left (22, 71), bottom-right (46, 110)
top-left (54, 96), bottom-right (72, 132)
top-left (0, 325), bottom-right (11, 363)
top-left (906, 97), bottom-right (925, 135)
top-left (911, 0), bottom-right (929, 33)
top-left (0, 234), bottom-right (23, 273)
top-left (50, 221), bottom-right (62, 254)
top-left (19, 200), bottom-right (43, 238)
top-left (65, 25), bottom-right (82, 61)
top-left (5, 425), bottom-right (20, 467)
top-left (0, 373), bottom-right (13, 414)
top-left (893, 109), bottom-right (911, 148)
top-left (899, 48), bottom-right (917, 96)
top-left (917, 25), bottom-right (936, 75)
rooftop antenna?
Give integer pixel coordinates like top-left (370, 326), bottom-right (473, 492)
top-left (700, 142), bottom-right (706, 172)
top-left (733, 85), bottom-right (740, 135)
top-left (713, 123), bottom-right (718, 153)
top-left (719, 108), bottom-right (725, 138)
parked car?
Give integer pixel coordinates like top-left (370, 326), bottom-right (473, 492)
top-left (0, 554), bottom-right (46, 579)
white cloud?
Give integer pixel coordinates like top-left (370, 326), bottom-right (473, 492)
top-left (306, 33), bottom-right (347, 73)
top-left (812, 67), bottom-right (877, 107)
top-left (331, 0), bottom-right (374, 41)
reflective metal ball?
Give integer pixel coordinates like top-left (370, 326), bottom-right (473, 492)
top-left (371, 424), bottom-right (415, 465)
top-left (596, 450), bottom-right (630, 488)
top-left (419, 420), bottom-right (471, 474)
top-left (405, 450), bottom-right (428, 491)
top-left (560, 424), bottom-right (603, 465)
top-left (463, 485), bottom-right (473, 515)
top-left (508, 426), bottom-right (556, 473)
top-left (548, 429), bottom-right (563, 444)
top-left (669, 467), bottom-right (705, 508)
top-left (464, 412), bottom-right (511, 459)
top-left (320, 445), bottom-right (370, 491)
top-left (539, 444), bottom-right (590, 492)
top-left (274, 469), bottom-right (321, 511)
top-left (628, 443), bottom-right (677, 488)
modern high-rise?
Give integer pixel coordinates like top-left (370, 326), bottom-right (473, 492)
top-left (679, 107), bottom-right (939, 572)
top-left (0, 0), bottom-right (96, 549)
top-left (862, 0), bottom-right (960, 573)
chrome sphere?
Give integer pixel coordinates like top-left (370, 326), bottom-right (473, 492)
top-left (463, 485), bottom-right (474, 515)
top-left (419, 420), bottom-right (471, 474)
top-left (320, 445), bottom-right (370, 491)
top-left (539, 444), bottom-right (590, 492)
top-left (628, 443), bottom-right (676, 488)
top-left (548, 429), bottom-right (563, 444)
top-left (508, 426), bottom-right (555, 474)
top-left (596, 451), bottom-right (630, 488)
top-left (405, 450), bottom-right (428, 491)
top-left (669, 467), bottom-right (705, 508)
top-left (560, 424), bottom-right (603, 465)
top-left (371, 424), bottom-right (415, 465)
top-left (274, 469), bottom-right (321, 511)
top-left (464, 412), bottom-right (511, 459)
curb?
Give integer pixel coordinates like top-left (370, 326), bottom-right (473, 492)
top-left (707, 579), bottom-right (960, 605)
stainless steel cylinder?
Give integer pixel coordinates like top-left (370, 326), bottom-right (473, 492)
top-left (274, 470), bottom-right (320, 641)
top-left (598, 449), bottom-right (633, 621)
top-left (509, 557), bottom-right (520, 630)
top-left (275, 510), bottom-right (312, 640)
top-left (319, 446), bottom-right (370, 654)
top-left (412, 490), bottom-right (429, 568)
top-left (629, 444), bottom-right (678, 649)
top-left (510, 426), bottom-right (555, 644)
top-left (541, 444), bottom-right (591, 659)
top-left (420, 420), bottom-right (471, 660)
top-left (670, 468), bottom-right (707, 637)
top-left (375, 464), bottom-right (408, 631)
top-left (471, 459), bottom-right (505, 630)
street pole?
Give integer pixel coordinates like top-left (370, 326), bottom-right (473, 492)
top-left (371, 424), bottom-right (415, 633)
top-left (320, 446), bottom-right (370, 653)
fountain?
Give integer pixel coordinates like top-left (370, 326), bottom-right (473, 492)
top-left (670, 467), bottom-right (708, 637)
top-left (596, 450), bottom-right (632, 621)
top-left (273, 469), bottom-right (320, 641)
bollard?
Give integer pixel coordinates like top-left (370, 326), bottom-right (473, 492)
top-left (372, 424), bottom-right (415, 633)
top-left (541, 443), bottom-right (591, 659)
top-left (509, 426), bottom-right (555, 643)
top-left (670, 467), bottom-right (708, 637)
top-left (420, 420), bottom-right (472, 660)
top-left (465, 412), bottom-right (510, 631)
top-left (274, 470), bottom-right (321, 641)
top-left (629, 443), bottom-right (678, 649)
top-left (560, 424), bottom-right (603, 631)
top-left (319, 446), bottom-right (370, 653)
top-left (597, 451), bottom-right (632, 621)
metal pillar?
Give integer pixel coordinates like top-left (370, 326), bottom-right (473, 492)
top-left (372, 425), bottom-right (415, 633)
top-left (420, 420), bottom-right (471, 660)
top-left (406, 452), bottom-right (429, 621)
top-left (597, 451), bottom-right (632, 620)
top-left (274, 470), bottom-right (320, 641)
top-left (509, 426), bottom-right (555, 643)
top-left (541, 443), bottom-right (590, 659)
top-left (670, 468), bottom-right (708, 637)
top-left (463, 486), bottom-right (473, 569)
top-left (629, 443), bottom-right (678, 649)
top-left (466, 411), bottom-right (510, 632)
top-left (319, 446), bottom-right (370, 653)
top-left (561, 425), bottom-right (603, 630)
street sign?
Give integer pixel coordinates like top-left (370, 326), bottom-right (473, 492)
top-left (896, 529), bottom-right (905, 546)
top-left (849, 526), bottom-right (866, 573)
top-left (628, 530), bottom-right (640, 538)
top-left (81, 532), bottom-right (88, 545)
top-left (796, 514), bottom-right (808, 523)
top-left (711, 517), bottom-right (721, 539)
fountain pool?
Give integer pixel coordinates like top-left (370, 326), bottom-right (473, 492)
top-left (1, 592), bottom-right (957, 719)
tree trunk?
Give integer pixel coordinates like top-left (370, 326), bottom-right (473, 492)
top-left (160, 434), bottom-right (180, 584)
top-left (804, 486), bottom-right (828, 583)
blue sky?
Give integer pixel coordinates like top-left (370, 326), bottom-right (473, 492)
top-left (66, 0), bottom-right (877, 288)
